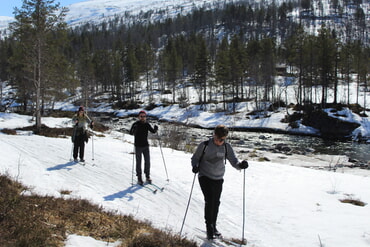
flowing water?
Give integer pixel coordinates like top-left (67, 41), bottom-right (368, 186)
top-left (103, 115), bottom-right (370, 165)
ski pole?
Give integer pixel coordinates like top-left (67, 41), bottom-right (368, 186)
top-left (70, 123), bottom-right (78, 161)
top-left (242, 169), bottom-right (246, 245)
top-left (131, 145), bottom-right (135, 185)
top-left (158, 137), bottom-right (169, 181)
top-left (70, 142), bottom-right (74, 161)
top-left (91, 131), bottom-right (94, 161)
top-left (179, 173), bottom-right (196, 236)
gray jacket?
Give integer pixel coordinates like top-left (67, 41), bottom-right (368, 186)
top-left (191, 138), bottom-right (240, 180)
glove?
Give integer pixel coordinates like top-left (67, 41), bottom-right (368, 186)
top-left (90, 121), bottom-right (94, 129)
top-left (192, 166), bottom-right (199, 174)
top-left (239, 160), bottom-right (249, 169)
top-left (154, 125), bottom-right (158, 131)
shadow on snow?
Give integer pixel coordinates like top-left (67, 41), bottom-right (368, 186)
top-left (46, 161), bottom-right (78, 171)
top-left (103, 184), bottom-right (144, 201)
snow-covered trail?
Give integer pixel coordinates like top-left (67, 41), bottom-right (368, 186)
top-left (1, 126), bottom-right (370, 247)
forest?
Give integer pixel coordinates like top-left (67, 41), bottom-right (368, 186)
top-left (0, 0), bottom-right (368, 129)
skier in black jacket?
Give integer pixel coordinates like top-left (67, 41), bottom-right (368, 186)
top-left (129, 110), bottom-right (158, 185)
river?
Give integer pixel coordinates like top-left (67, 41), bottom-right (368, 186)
top-left (104, 115), bottom-right (370, 166)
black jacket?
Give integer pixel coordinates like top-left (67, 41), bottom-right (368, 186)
top-left (129, 120), bottom-right (157, 147)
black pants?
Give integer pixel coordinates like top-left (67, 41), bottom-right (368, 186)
top-left (135, 146), bottom-right (150, 178)
top-left (199, 176), bottom-right (224, 226)
top-left (73, 134), bottom-right (85, 160)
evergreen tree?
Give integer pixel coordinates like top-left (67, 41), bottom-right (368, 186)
top-left (136, 43), bottom-right (155, 95)
top-left (162, 37), bottom-right (182, 103)
top-left (229, 35), bottom-right (247, 112)
top-left (9, 0), bottom-right (69, 129)
top-left (353, 41), bottom-right (369, 106)
top-left (193, 35), bottom-right (210, 107)
top-left (0, 39), bottom-right (12, 83)
top-left (246, 40), bottom-right (262, 110)
top-left (286, 25), bottom-right (306, 105)
top-left (316, 25), bottom-right (337, 106)
top-left (75, 35), bottom-right (96, 107)
top-left (215, 37), bottom-right (231, 110)
top-left (339, 41), bottom-right (355, 105)
top-left (124, 44), bottom-right (140, 100)
top-left (259, 38), bottom-right (276, 103)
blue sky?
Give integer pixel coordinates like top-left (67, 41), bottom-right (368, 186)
top-left (0, 0), bottom-right (83, 17)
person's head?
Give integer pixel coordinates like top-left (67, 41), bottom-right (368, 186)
top-left (78, 106), bottom-right (84, 115)
top-left (138, 110), bottom-right (147, 122)
top-left (213, 125), bottom-right (228, 146)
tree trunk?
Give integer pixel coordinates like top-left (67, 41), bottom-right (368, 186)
top-left (35, 42), bottom-right (42, 130)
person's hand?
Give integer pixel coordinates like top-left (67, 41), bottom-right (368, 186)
top-left (90, 121), bottom-right (94, 129)
top-left (239, 160), bottom-right (249, 169)
top-left (154, 125), bottom-right (158, 131)
top-left (192, 165), bottom-right (199, 174)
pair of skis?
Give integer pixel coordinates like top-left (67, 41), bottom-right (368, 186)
top-left (69, 158), bottom-right (86, 166)
top-left (138, 182), bottom-right (164, 194)
top-left (70, 159), bottom-right (96, 167)
top-left (196, 228), bottom-right (247, 247)
top-left (198, 235), bottom-right (246, 247)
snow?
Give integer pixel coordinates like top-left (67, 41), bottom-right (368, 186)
top-left (0, 0), bottom-right (234, 30)
top-left (58, 0), bottom-right (236, 27)
top-left (1, 111), bottom-right (370, 247)
top-left (65, 234), bottom-right (121, 247)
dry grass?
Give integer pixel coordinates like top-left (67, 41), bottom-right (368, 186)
top-left (0, 174), bottom-right (197, 247)
top-left (0, 128), bottom-right (17, 135)
top-left (339, 198), bottom-right (366, 207)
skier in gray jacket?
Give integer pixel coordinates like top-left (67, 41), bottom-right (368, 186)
top-left (191, 124), bottom-right (249, 240)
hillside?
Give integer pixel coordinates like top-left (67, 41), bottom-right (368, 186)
top-left (0, 0), bottom-right (229, 31)
top-left (1, 0), bottom-right (369, 42)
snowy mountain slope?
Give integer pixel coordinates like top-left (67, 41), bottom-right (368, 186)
top-left (0, 16), bottom-right (14, 33)
top-left (2, 0), bottom-right (368, 31)
top-left (65, 0), bottom-right (231, 26)
top-left (1, 113), bottom-right (370, 247)
top-left (0, 0), bottom-right (232, 30)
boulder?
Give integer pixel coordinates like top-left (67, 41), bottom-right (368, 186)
top-left (302, 110), bottom-right (360, 140)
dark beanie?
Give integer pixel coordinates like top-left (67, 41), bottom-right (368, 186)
top-left (78, 106), bottom-right (84, 112)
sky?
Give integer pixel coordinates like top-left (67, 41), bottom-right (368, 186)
top-left (0, 0), bottom-right (85, 17)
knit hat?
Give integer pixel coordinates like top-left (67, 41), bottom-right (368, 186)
top-left (78, 106), bottom-right (84, 112)
top-left (139, 110), bottom-right (146, 116)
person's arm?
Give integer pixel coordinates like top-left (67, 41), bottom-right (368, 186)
top-left (226, 143), bottom-right (249, 170)
top-left (191, 142), bottom-right (206, 169)
top-left (85, 114), bottom-right (94, 128)
top-left (225, 143), bottom-right (240, 169)
top-left (129, 122), bottom-right (137, 135)
top-left (72, 115), bottom-right (78, 125)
